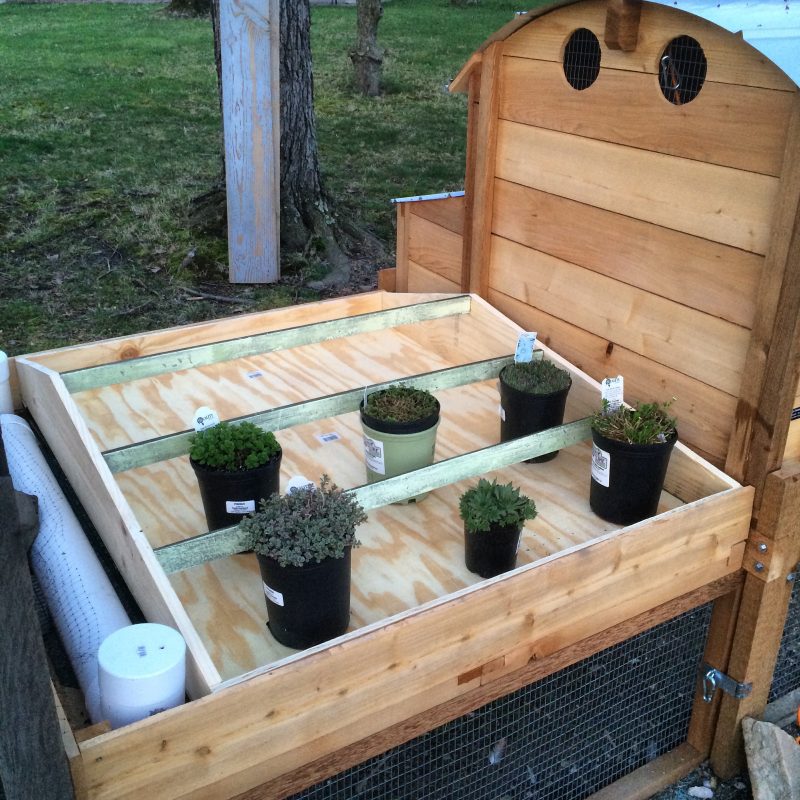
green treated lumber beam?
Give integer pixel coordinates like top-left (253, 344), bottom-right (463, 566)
top-left (62, 295), bottom-right (472, 394)
top-left (103, 352), bottom-right (537, 473)
top-left (154, 418), bottom-right (591, 574)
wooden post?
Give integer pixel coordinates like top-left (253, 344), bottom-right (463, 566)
top-left (220, 0), bottom-right (279, 283)
top-left (604, 0), bottom-right (642, 52)
top-left (464, 43), bottom-right (504, 297)
top-left (710, 463), bottom-right (800, 778)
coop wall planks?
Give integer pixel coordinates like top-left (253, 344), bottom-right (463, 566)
top-left (500, 57), bottom-right (793, 177)
top-left (491, 180), bottom-right (763, 329)
top-left (61, 295), bottom-right (472, 393)
top-left (489, 237), bottom-right (750, 397)
top-left (495, 122), bottom-right (779, 255)
top-left (407, 214), bottom-right (463, 285)
top-left (76, 485), bottom-right (751, 800)
top-left (407, 261), bottom-right (461, 293)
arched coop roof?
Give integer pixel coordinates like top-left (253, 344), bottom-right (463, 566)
top-left (449, 0), bottom-right (799, 90)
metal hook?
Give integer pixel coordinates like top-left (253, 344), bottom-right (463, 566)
top-left (660, 54), bottom-right (681, 89)
top-left (702, 667), bottom-right (718, 703)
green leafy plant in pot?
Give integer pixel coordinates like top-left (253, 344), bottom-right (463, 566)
top-left (189, 421), bottom-right (282, 531)
top-left (499, 359), bottom-right (572, 463)
top-left (360, 385), bottom-right (440, 502)
top-left (241, 476), bottom-right (366, 649)
top-left (459, 478), bottom-right (537, 578)
top-left (589, 399), bottom-right (678, 525)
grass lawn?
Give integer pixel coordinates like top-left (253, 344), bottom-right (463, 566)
top-left (0, 0), bottom-right (537, 355)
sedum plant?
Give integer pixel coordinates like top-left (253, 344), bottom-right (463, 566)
top-left (363, 386), bottom-right (438, 423)
top-left (189, 421), bottom-right (280, 472)
top-left (501, 359), bottom-right (571, 394)
top-left (459, 478), bottom-right (537, 534)
top-left (591, 399), bottom-right (677, 445)
top-left (242, 476), bottom-right (366, 567)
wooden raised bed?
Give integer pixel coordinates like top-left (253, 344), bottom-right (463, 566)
top-left (14, 290), bottom-right (751, 799)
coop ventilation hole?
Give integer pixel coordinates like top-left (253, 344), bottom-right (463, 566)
top-left (659, 35), bottom-right (707, 105)
top-left (563, 28), bottom-right (601, 90)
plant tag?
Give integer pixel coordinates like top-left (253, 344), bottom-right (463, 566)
top-left (286, 475), bottom-right (314, 494)
top-left (601, 376), bottom-right (624, 413)
top-left (315, 431), bottom-right (341, 444)
top-left (263, 582), bottom-right (284, 607)
top-left (591, 444), bottom-right (611, 487)
top-left (514, 332), bottom-right (537, 363)
top-left (499, 404), bottom-right (506, 422)
top-left (226, 499), bottom-right (255, 514)
top-left (245, 370), bottom-right (264, 380)
top-left (363, 435), bottom-right (385, 475)
top-left (193, 406), bottom-right (220, 432)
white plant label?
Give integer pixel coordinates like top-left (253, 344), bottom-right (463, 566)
top-left (315, 431), bottom-right (341, 444)
top-left (601, 376), bottom-right (624, 413)
top-left (193, 406), bottom-right (220, 432)
top-left (263, 582), bottom-right (284, 607)
top-left (226, 499), bottom-right (255, 514)
top-left (245, 370), bottom-right (264, 380)
top-left (514, 332), bottom-right (537, 363)
top-left (499, 404), bottom-right (506, 421)
top-left (591, 443), bottom-right (611, 487)
top-left (286, 475), bottom-right (315, 494)
top-left (363, 435), bottom-right (385, 475)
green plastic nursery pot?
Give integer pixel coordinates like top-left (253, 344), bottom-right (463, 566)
top-left (190, 448), bottom-right (282, 531)
top-left (359, 400), bottom-right (440, 503)
top-left (589, 428), bottom-right (678, 525)
top-left (464, 522), bottom-right (522, 579)
top-left (256, 549), bottom-right (352, 650)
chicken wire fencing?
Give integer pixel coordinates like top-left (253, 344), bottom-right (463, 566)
top-left (768, 578), bottom-right (800, 703)
top-left (290, 604), bottom-right (714, 800)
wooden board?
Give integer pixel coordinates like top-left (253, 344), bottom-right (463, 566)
top-left (500, 56), bottom-right (793, 177)
top-left (491, 180), bottom-right (763, 329)
top-left (407, 261), bottom-right (460, 293)
top-left (503, 0), bottom-right (797, 92)
top-left (495, 121), bottom-right (779, 255)
top-left (407, 214), bottom-right (463, 285)
top-left (489, 235), bottom-right (750, 397)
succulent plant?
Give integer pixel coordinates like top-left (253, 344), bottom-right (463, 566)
top-left (501, 359), bottom-right (571, 394)
top-left (591, 399), bottom-right (677, 445)
top-left (242, 476), bottom-right (366, 567)
top-left (189, 421), bottom-right (281, 472)
top-left (363, 386), bottom-right (438, 424)
top-left (459, 478), bottom-right (537, 534)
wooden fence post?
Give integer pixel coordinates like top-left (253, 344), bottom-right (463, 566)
top-left (710, 463), bottom-right (800, 778)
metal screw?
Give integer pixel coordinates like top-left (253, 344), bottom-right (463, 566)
top-left (787, 573), bottom-right (796, 583)
top-left (755, 562), bottom-right (765, 572)
top-left (757, 543), bottom-right (768, 553)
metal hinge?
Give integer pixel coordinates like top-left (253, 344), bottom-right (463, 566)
top-left (699, 663), bottom-right (753, 703)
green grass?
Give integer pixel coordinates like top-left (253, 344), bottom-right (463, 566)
top-left (0, 0), bottom-right (538, 354)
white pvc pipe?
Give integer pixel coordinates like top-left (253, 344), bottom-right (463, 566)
top-left (0, 352), bottom-right (13, 414)
top-left (1, 414), bottom-right (130, 723)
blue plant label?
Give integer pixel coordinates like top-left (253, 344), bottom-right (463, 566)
top-left (514, 332), bottom-right (537, 363)
top-left (601, 376), bottom-right (624, 413)
top-left (193, 406), bottom-right (220, 432)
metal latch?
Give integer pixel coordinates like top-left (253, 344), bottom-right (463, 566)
top-left (699, 663), bottom-right (752, 703)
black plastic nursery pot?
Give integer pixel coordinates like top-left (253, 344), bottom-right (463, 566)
top-left (256, 549), bottom-right (352, 649)
top-left (589, 428), bottom-right (678, 525)
top-left (464, 522), bottom-right (523, 579)
top-left (359, 399), bottom-right (440, 502)
top-left (498, 368), bottom-right (572, 463)
top-left (190, 448), bottom-right (282, 531)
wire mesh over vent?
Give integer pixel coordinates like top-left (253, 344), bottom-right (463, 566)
top-left (659, 36), bottom-right (707, 105)
top-left (290, 605), bottom-right (713, 800)
top-left (769, 579), bottom-right (800, 702)
top-left (563, 28), bottom-right (601, 90)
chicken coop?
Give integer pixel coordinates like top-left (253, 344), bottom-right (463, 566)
top-left (7, 0), bottom-right (800, 798)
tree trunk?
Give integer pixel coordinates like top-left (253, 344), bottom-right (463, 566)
top-left (350, 0), bottom-right (384, 97)
top-left (280, 0), bottom-right (351, 286)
